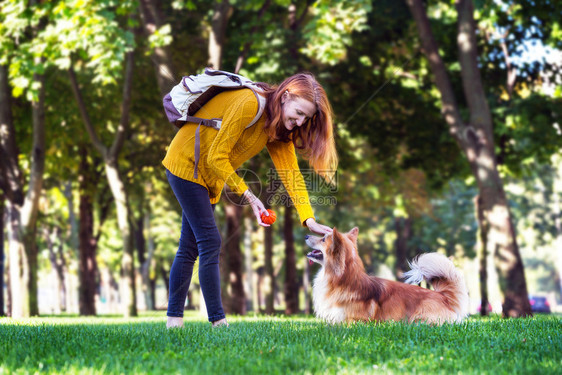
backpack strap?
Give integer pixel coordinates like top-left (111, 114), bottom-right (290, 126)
top-left (247, 88), bottom-right (266, 128)
top-left (185, 116), bottom-right (222, 130)
top-left (191, 117), bottom-right (222, 179)
top-left (194, 122), bottom-right (202, 179)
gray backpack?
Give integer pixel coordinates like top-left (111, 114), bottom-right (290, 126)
top-left (163, 68), bottom-right (266, 178)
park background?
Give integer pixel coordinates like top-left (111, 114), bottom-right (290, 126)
top-left (1, 0), bottom-right (562, 320)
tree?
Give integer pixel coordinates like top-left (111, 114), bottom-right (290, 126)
top-left (263, 176), bottom-right (276, 314)
top-left (283, 203), bottom-right (299, 314)
top-left (68, 51), bottom-right (137, 317)
top-left (77, 145), bottom-right (99, 316)
top-left (208, 0), bottom-right (232, 69)
top-left (394, 217), bottom-right (413, 278)
top-left (38, 66), bottom-right (103, 317)
top-left (138, 0), bottom-right (177, 96)
top-left (475, 195), bottom-right (491, 315)
top-left (51, 2), bottom-right (140, 317)
top-left (136, 202), bottom-right (157, 310)
top-left (503, 159), bottom-right (562, 303)
top-left (0, 3), bottom-right (47, 316)
top-left (0, 69), bottom-right (45, 318)
top-left (405, 0), bottom-right (531, 317)
top-left (223, 201), bottom-right (246, 314)
top-left (43, 220), bottom-right (68, 313)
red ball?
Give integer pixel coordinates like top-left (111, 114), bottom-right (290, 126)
top-left (261, 209), bottom-right (277, 225)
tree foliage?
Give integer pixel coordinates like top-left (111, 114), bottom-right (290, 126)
top-left (1, 0), bottom-right (561, 316)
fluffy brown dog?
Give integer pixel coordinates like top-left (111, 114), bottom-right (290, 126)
top-left (305, 227), bottom-right (468, 324)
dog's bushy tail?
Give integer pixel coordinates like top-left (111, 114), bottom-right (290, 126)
top-left (403, 253), bottom-right (469, 321)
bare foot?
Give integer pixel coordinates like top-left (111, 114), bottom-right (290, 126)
top-left (212, 318), bottom-right (229, 328)
top-left (166, 317), bottom-right (184, 329)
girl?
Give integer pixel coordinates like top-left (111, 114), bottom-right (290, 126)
top-left (163, 72), bottom-right (338, 328)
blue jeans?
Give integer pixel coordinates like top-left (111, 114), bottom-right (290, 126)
top-left (166, 170), bottom-right (225, 322)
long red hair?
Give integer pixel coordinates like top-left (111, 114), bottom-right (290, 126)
top-left (257, 73), bottom-right (338, 184)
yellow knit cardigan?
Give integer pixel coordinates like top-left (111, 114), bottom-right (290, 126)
top-left (162, 88), bottom-right (315, 225)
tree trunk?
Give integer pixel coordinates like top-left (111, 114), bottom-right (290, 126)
top-left (135, 214), bottom-right (146, 275)
top-left (0, 192), bottom-right (4, 316)
top-left (264, 185), bottom-right (275, 314)
top-left (63, 180), bottom-right (81, 311)
top-left (0, 64), bottom-right (24, 206)
top-left (482, 176), bottom-right (529, 317)
top-left (286, 1), bottom-right (312, 69)
top-left (456, 0), bottom-right (531, 317)
top-left (208, 0), bottom-right (232, 69)
top-left (2, 63), bottom-right (45, 318)
top-left (23, 231), bottom-right (39, 316)
top-left (55, 231), bottom-right (67, 312)
top-left (7, 203), bottom-right (28, 317)
top-left (0, 64), bottom-right (23, 318)
top-left (496, 33), bottom-right (517, 101)
top-left (160, 265), bottom-right (170, 298)
top-left (284, 204), bottom-right (299, 315)
top-left (552, 158), bottom-right (562, 302)
top-left (475, 195), bottom-right (490, 316)
top-left (224, 203), bottom-right (246, 315)
top-left (138, 0), bottom-right (177, 96)
top-left (303, 257), bottom-right (311, 314)
top-left (69, 44), bottom-right (137, 317)
top-left (256, 266), bottom-right (264, 311)
top-left (22, 64), bottom-right (46, 317)
top-left (406, 0), bottom-right (532, 317)
top-left (135, 206), bottom-right (156, 311)
top-left (64, 182), bottom-right (79, 253)
top-left (244, 216), bottom-right (254, 312)
top-left (150, 275), bottom-right (156, 311)
top-left (287, 4), bottom-right (299, 64)
top-left (141, 207), bottom-right (156, 310)
top-left (395, 217), bottom-right (412, 279)
top-left (105, 161), bottom-right (137, 317)
top-left (45, 227), bottom-right (67, 312)
top-left (78, 145), bottom-right (97, 316)
top-left (219, 200), bottom-right (230, 313)
top-left (264, 225), bottom-right (275, 314)
top-left (5, 243), bottom-right (11, 318)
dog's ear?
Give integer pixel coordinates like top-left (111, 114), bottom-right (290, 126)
top-left (330, 228), bottom-right (346, 258)
top-left (328, 228), bottom-right (346, 277)
top-left (347, 227), bottom-right (359, 244)
top-left (331, 228), bottom-right (344, 250)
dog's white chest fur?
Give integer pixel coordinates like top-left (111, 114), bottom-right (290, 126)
top-left (312, 269), bottom-right (345, 324)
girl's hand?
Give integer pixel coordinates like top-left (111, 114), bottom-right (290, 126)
top-left (243, 189), bottom-right (270, 227)
top-left (305, 218), bottom-right (332, 235)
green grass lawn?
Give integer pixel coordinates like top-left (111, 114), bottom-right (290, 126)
top-left (0, 312), bottom-right (560, 374)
